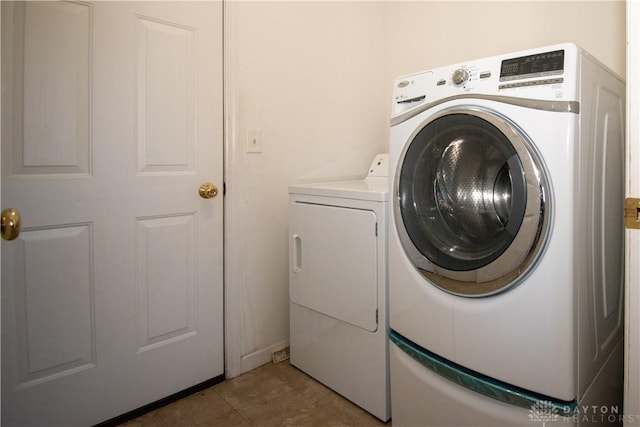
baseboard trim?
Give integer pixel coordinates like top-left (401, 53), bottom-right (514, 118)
top-left (239, 339), bottom-right (290, 375)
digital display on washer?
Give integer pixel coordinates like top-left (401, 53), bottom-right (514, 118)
top-left (500, 49), bottom-right (564, 81)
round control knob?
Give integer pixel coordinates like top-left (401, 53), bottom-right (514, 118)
top-left (452, 68), bottom-right (470, 86)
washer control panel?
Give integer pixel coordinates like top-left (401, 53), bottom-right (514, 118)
top-left (391, 43), bottom-right (580, 117)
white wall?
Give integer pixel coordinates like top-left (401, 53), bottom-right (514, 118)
top-left (384, 1), bottom-right (625, 80)
top-left (224, 1), bottom-right (389, 376)
top-left (224, 0), bottom-right (626, 377)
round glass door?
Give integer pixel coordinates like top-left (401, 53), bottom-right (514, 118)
top-left (394, 107), bottom-right (550, 296)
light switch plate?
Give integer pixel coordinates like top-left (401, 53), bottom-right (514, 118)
top-left (247, 129), bottom-right (262, 153)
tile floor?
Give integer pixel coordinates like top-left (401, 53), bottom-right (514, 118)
top-left (120, 360), bottom-right (391, 426)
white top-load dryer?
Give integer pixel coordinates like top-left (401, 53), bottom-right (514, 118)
top-left (288, 154), bottom-right (390, 422)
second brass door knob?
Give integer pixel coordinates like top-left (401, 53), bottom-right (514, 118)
top-left (199, 183), bottom-right (218, 199)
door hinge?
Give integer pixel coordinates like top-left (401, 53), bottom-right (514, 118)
top-left (625, 197), bottom-right (640, 229)
top-left (375, 222), bottom-right (378, 236)
top-left (375, 309), bottom-right (378, 324)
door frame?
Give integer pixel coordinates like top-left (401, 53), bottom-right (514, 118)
top-left (625, 2), bottom-right (640, 424)
top-left (1, 4), bottom-right (3, 421)
top-left (221, 0), bottom-right (243, 379)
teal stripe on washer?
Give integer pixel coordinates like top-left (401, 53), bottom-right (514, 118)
top-left (389, 329), bottom-right (577, 415)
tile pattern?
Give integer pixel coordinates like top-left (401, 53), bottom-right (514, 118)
top-left (119, 361), bottom-right (390, 426)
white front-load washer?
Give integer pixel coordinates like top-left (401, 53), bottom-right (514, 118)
top-left (288, 154), bottom-right (390, 421)
top-left (388, 43), bottom-right (625, 426)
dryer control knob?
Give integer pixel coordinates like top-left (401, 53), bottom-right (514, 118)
top-left (452, 68), bottom-right (469, 86)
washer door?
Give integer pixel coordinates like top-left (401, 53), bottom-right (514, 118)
top-left (394, 107), bottom-right (550, 296)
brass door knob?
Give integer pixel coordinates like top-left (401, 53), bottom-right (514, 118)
top-left (199, 183), bottom-right (218, 199)
top-left (1, 208), bottom-right (21, 241)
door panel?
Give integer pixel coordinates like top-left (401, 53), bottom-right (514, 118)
top-left (16, 225), bottom-right (95, 388)
top-left (1, 2), bottom-right (224, 425)
top-left (20, 1), bottom-right (90, 175)
top-left (136, 214), bottom-right (198, 351)
top-left (135, 16), bottom-right (196, 174)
